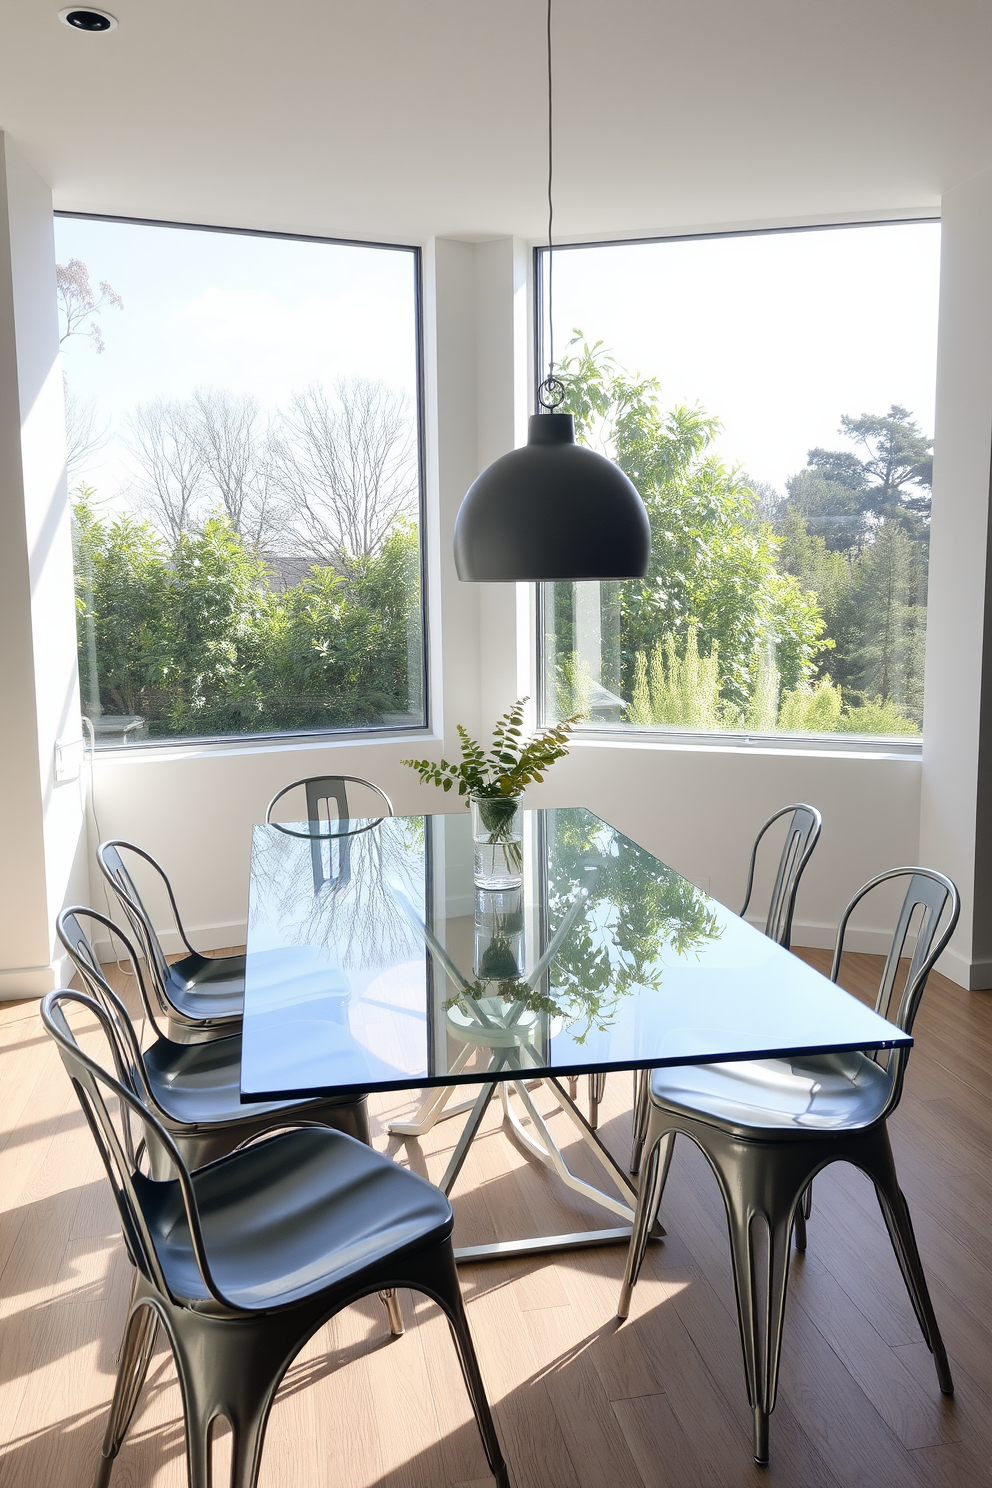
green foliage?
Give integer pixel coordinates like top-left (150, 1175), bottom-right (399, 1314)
top-left (549, 336), bottom-right (928, 740)
top-left (445, 809), bottom-right (722, 1042)
top-left (778, 677), bottom-right (844, 733)
top-left (158, 517), bottom-right (273, 734)
top-left (71, 502), bottom-right (422, 739)
top-left (402, 698), bottom-right (577, 800)
top-left (266, 524), bottom-right (421, 729)
top-left (554, 336), bottom-right (827, 715)
top-left (72, 493), bottom-right (169, 717)
top-left (837, 697), bottom-right (920, 736)
top-left (776, 676), bottom-right (919, 736)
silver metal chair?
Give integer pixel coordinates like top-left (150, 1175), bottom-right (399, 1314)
top-left (739, 802), bottom-right (823, 949)
top-left (97, 839), bottom-right (244, 1043)
top-left (41, 988), bottom-right (510, 1488)
top-left (628, 802), bottom-right (823, 1172)
top-left (265, 775), bottom-right (394, 895)
top-left (618, 866), bottom-right (959, 1466)
top-left (264, 774), bottom-right (394, 837)
top-left (57, 907), bottom-right (372, 1169)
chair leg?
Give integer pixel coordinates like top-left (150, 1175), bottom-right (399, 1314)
top-left (629, 1068), bottom-right (650, 1175)
top-left (588, 1072), bottom-right (606, 1129)
top-left (792, 1180), bottom-right (814, 1250)
top-left (167, 1309), bottom-right (303, 1488)
top-left (429, 1247), bottom-right (510, 1488)
top-left (720, 1149), bottom-right (804, 1465)
top-left (380, 1288), bottom-right (405, 1336)
top-left (95, 1302), bottom-right (159, 1486)
top-left (861, 1133), bottom-right (953, 1395)
top-left (617, 1128), bottom-right (674, 1320)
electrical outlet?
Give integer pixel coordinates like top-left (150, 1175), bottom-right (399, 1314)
top-left (54, 736), bottom-right (85, 783)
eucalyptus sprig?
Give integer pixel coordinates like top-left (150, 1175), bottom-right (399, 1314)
top-left (402, 697), bottom-right (578, 800)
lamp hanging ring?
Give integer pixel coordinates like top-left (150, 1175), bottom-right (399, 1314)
top-left (538, 375), bottom-right (566, 411)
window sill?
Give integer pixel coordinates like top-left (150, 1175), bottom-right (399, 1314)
top-left (566, 729), bottom-right (922, 762)
top-left (89, 722), bottom-right (434, 766)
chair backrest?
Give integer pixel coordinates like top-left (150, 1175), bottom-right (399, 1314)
top-left (41, 988), bottom-right (235, 1313)
top-left (57, 905), bottom-right (165, 1046)
top-left (740, 804), bottom-right (823, 949)
top-left (54, 909), bottom-right (172, 1158)
top-left (830, 866), bottom-right (960, 1100)
top-left (264, 775), bottom-right (393, 840)
top-left (96, 840), bottom-right (192, 1014)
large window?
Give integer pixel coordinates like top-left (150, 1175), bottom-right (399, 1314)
top-left (57, 215), bottom-right (425, 748)
top-left (538, 221), bottom-right (939, 742)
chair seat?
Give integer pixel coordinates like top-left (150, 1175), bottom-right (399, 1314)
top-left (135, 1127), bottom-right (453, 1313)
top-left (649, 1050), bottom-right (894, 1140)
top-left (143, 1034), bottom-right (356, 1127)
top-left (166, 952), bottom-right (245, 1023)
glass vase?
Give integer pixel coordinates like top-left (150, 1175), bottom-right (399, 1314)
top-left (470, 794), bottom-right (523, 889)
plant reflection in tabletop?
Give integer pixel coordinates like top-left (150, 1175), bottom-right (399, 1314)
top-left (543, 809), bottom-right (722, 1041)
top-left (425, 809), bottom-right (723, 1049)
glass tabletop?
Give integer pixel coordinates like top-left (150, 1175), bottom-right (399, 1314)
top-left (241, 807), bottom-right (910, 1102)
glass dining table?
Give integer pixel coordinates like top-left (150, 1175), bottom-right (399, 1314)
top-left (241, 806), bottom-right (909, 1262)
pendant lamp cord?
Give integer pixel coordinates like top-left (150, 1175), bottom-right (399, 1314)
top-left (539, 0), bottom-right (565, 411)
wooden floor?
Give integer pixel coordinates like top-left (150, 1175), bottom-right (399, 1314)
top-left (0, 950), bottom-right (991, 1487)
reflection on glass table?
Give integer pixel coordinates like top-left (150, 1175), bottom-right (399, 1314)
top-left (242, 808), bottom-right (910, 1261)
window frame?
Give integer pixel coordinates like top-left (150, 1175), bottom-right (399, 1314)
top-left (56, 209), bottom-right (431, 753)
top-left (532, 218), bottom-right (938, 757)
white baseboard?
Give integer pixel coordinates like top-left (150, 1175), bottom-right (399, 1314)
top-left (934, 944), bottom-right (992, 991)
top-left (90, 921), bottom-right (249, 966)
top-left (785, 919), bottom-right (992, 992)
top-left (751, 917), bottom-right (895, 956)
top-left (0, 963), bottom-right (55, 1001)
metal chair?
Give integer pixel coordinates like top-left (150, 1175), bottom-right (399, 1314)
top-left (41, 988), bottom-right (510, 1488)
top-left (57, 907), bottom-right (372, 1170)
top-left (739, 803), bottom-right (823, 949)
top-left (264, 774), bottom-right (394, 838)
top-left (628, 802), bottom-right (823, 1173)
top-left (265, 775), bottom-right (394, 896)
top-left (97, 839), bottom-right (244, 1043)
top-left (617, 866), bottom-right (959, 1466)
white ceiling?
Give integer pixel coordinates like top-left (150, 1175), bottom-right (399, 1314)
top-left (2, 0), bottom-right (991, 244)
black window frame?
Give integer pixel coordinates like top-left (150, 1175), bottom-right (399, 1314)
top-left (533, 218), bottom-right (938, 752)
top-left (56, 209), bottom-right (431, 752)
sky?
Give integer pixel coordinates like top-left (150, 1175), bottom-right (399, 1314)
top-left (542, 220), bottom-right (941, 494)
top-left (56, 215), bottom-right (940, 510)
top-left (54, 215), bottom-right (420, 504)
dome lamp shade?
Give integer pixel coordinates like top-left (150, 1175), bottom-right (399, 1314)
top-left (453, 412), bottom-right (651, 582)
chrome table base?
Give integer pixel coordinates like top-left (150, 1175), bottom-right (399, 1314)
top-left (389, 1064), bottom-right (649, 1262)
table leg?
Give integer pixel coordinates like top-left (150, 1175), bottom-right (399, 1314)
top-left (437, 1072), bottom-right (502, 1196)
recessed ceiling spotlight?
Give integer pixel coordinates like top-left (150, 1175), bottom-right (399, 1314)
top-left (58, 7), bottom-right (118, 31)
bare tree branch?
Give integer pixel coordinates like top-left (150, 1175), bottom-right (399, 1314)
top-left (191, 388), bottom-right (278, 550)
top-left (124, 399), bottom-right (208, 542)
top-left (270, 378), bottom-right (418, 563)
top-left (63, 378), bottom-right (111, 488)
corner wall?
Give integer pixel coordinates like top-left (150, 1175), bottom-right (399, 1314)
top-left (920, 163), bottom-right (992, 988)
top-left (0, 134), bottom-right (86, 998)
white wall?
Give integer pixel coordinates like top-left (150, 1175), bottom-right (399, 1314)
top-left (920, 163), bottom-right (992, 988)
top-left (0, 134), bottom-right (86, 997)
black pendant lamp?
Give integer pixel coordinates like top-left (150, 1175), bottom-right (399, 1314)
top-left (453, 0), bottom-right (651, 583)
